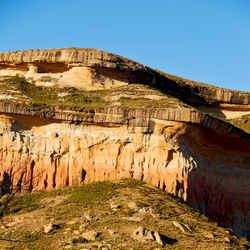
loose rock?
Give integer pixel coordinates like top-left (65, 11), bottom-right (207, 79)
top-left (133, 227), bottom-right (154, 240)
top-left (154, 231), bottom-right (167, 247)
top-left (107, 229), bottom-right (116, 236)
top-left (83, 213), bottom-right (95, 221)
top-left (79, 223), bottom-right (89, 231)
top-left (64, 245), bottom-right (72, 249)
top-left (127, 201), bottom-right (140, 211)
top-left (138, 207), bottom-right (147, 214)
top-left (110, 201), bottom-right (120, 210)
top-left (81, 230), bottom-right (99, 241)
top-left (137, 207), bottom-right (160, 217)
top-left (183, 224), bottom-right (192, 232)
top-left (172, 221), bottom-right (186, 233)
top-left (133, 227), bottom-right (171, 247)
top-left (44, 223), bottom-right (59, 233)
top-left (148, 208), bottom-right (160, 217)
top-left (203, 231), bottom-right (214, 239)
top-left (67, 220), bottom-right (78, 225)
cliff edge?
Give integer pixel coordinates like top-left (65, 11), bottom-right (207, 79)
top-left (0, 48), bottom-right (249, 239)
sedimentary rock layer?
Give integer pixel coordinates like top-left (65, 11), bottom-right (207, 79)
top-left (0, 48), bottom-right (250, 105)
top-left (0, 102), bottom-right (249, 143)
top-left (0, 48), bottom-right (249, 239)
top-left (0, 104), bottom-right (249, 238)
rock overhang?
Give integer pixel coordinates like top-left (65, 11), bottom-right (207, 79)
top-left (0, 48), bottom-right (250, 106)
top-left (0, 48), bottom-right (249, 239)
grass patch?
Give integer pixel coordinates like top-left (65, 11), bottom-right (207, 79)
top-left (0, 180), bottom-right (123, 216)
top-left (0, 76), bottom-right (192, 110)
top-left (119, 178), bottom-right (145, 188)
top-left (0, 187), bottom-right (66, 215)
top-left (226, 114), bottom-right (250, 133)
top-left (0, 179), bottom-right (145, 218)
top-left (0, 230), bottom-right (41, 243)
top-left (0, 76), bottom-right (107, 108)
top-left (64, 181), bottom-right (119, 205)
top-left (71, 237), bottom-right (88, 244)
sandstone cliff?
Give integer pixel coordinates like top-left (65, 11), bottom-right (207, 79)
top-left (0, 48), bottom-right (250, 105)
top-left (0, 48), bottom-right (249, 239)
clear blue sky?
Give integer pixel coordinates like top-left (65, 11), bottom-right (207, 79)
top-left (1, 0), bottom-right (250, 91)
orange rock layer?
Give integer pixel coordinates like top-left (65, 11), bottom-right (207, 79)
top-left (0, 48), bottom-right (249, 239)
top-left (0, 107), bottom-right (249, 239)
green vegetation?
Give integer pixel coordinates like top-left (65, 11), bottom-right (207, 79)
top-left (64, 181), bottom-right (118, 205)
top-left (156, 70), bottom-right (212, 88)
top-left (71, 237), bottom-right (88, 244)
top-left (0, 181), bottom-right (120, 216)
top-left (226, 114), bottom-right (250, 133)
top-left (0, 75), bottom-right (191, 110)
top-left (0, 179), bottom-right (248, 249)
top-left (1, 180), bottom-right (143, 217)
top-left (0, 76), bottom-right (107, 108)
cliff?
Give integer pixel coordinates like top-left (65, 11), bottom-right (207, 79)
top-left (0, 48), bottom-right (250, 104)
top-left (0, 48), bottom-right (249, 239)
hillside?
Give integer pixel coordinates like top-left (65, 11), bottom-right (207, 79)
top-left (0, 48), bottom-right (249, 242)
top-left (0, 179), bottom-right (248, 249)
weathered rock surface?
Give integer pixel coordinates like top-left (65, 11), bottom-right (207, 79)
top-left (81, 231), bottom-right (99, 241)
top-left (172, 221), bottom-right (192, 233)
top-left (0, 48), bottom-right (250, 107)
top-left (44, 223), bottom-right (59, 233)
top-left (133, 227), bottom-right (173, 246)
top-left (0, 48), bottom-right (249, 239)
top-left (0, 108), bottom-right (248, 238)
top-left (133, 227), bottom-right (155, 241)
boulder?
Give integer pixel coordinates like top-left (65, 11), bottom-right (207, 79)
top-left (43, 223), bottom-right (59, 233)
top-left (81, 231), bottom-right (99, 241)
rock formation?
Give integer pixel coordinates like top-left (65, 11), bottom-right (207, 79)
top-left (0, 48), bottom-right (249, 239)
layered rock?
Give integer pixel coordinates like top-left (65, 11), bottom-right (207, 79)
top-left (0, 104), bottom-right (249, 238)
top-left (0, 48), bottom-right (250, 105)
top-left (0, 48), bottom-right (249, 239)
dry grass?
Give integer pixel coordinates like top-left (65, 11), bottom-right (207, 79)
top-left (0, 76), bottom-right (191, 110)
top-left (0, 179), bottom-right (248, 249)
top-left (226, 114), bottom-right (250, 133)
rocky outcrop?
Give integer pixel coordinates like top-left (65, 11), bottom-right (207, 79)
top-left (0, 104), bottom-right (249, 238)
top-left (0, 48), bottom-right (250, 105)
top-left (0, 48), bottom-right (249, 239)
top-left (0, 102), bottom-right (249, 141)
top-left (197, 103), bottom-right (250, 119)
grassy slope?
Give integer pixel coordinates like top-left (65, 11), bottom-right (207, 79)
top-left (0, 76), bottom-right (191, 110)
top-left (226, 114), bottom-right (250, 134)
top-left (0, 179), bottom-right (248, 249)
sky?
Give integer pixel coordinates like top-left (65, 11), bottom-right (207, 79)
top-left (0, 0), bottom-right (250, 91)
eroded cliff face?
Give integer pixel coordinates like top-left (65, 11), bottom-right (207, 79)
top-left (0, 64), bottom-right (128, 90)
top-left (0, 107), bottom-right (249, 238)
top-left (0, 48), bottom-right (250, 106)
top-left (0, 48), bottom-right (249, 239)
